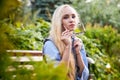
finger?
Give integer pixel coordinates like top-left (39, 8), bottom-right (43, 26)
top-left (73, 40), bottom-right (78, 47)
top-left (62, 29), bottom-right (68, 35)
top-left (63, 26), bottom-right (68, 31)
top-left (63, 32), bottom-right (68, 36)
top-left (64, 26), bottom-right (71, 33)
top-left (74, 40), bottom-right (82, 47)
top-left (62, 30), bottom-right (71, 37)
top-left (66, 33), bottom-right (71, 38)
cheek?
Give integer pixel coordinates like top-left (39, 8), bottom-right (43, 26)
top-left (62, 20), bottom-right (66, 30)
top-left (62, 20), bottom-right (66, 27)
top-left (62, 20), bottom-right (68, 26)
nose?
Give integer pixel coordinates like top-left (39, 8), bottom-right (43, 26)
top-left (69, 17), bottom-right (74, 23)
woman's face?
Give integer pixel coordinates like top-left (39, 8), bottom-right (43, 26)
top-left (62, 6), bottom-right (77, 31)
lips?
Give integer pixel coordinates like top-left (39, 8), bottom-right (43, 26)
top-left (69, 24), bottom-right (75, 27)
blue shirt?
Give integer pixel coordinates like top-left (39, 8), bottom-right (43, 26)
top-left (43, 40), bottom-right (89, 80)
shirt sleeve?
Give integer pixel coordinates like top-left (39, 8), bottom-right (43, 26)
top-left (77, 43), bottom-right (89, 80)
top-left (80, 44), bottom-right (88, 67)
top-left (78, 66), bottom-right (89, 80)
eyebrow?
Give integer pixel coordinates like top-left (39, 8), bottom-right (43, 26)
top-left (63, 14), bottom-right (75, 16)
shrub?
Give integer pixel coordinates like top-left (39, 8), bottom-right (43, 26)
top-left (72, 0), bottom-right (120, 32)
top-left (7, 19), bottom-right (50, 50)
top-left (76, 24), bottom-right (120, 79)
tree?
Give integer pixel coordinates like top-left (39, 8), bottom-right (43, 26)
top-left (72, 0), bottom-right (120, 32)
top-left (31, 0), bottom-right (72, 21)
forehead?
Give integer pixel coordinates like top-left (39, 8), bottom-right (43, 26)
top-left (62, 6), bottom-right (76, 15)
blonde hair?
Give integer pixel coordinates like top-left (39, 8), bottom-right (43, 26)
top-left (49, 4), bottom-right (79, 80)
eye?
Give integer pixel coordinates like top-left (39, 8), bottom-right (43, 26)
top-left (72, 15), bottom-right (76, 18)
top-left (63, 15), bottom-right (69, 19)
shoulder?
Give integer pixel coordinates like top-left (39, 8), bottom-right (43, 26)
top-left (43, 39), bottom-right (58, 53)
top-left (44, 39), bottom-right (55, 47)
top-left (43, 39), bottom-right (60, 61)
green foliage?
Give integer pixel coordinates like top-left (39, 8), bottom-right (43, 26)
top-left (7, 19), bottom-right (50, 50)
top-left (36, 18), bottom-right (50, 39)
top-left (0, 19), bottom-right (66, 80)
top-left (33, 61), bottom-right (67, 80)
top-left (0, 19), bottom-right (15, 80)
top-left (85, 24), bottom-right (120, 57)
top-left (0, 0), bottom-right (19, 79)
top-left (0, 0), bottom-right (21, 20)
top-left (6, 61), bottom-right (67, 80)
top-left (72, 0), bottom-right (120, 32)
top-left (76, 24), bottom-right (120, 80)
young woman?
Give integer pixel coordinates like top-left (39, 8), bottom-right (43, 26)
top-left (43, 4), bottom-right (89, 80)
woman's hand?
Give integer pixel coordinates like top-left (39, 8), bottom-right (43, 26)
top-left (61, 29), bottom-right (72, 68)
top-left (74, 38), bottom-right (82, 54)
top-left (61, 29), bottom-right (72, 46)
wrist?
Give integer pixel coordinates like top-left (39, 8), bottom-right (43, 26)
top-left (76, 52), bottom-right (80, 55)
top-left (66, 45), bottom-right (71, 49)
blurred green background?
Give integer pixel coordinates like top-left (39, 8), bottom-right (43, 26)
top-left (0, 0), bottom-right (120, 80)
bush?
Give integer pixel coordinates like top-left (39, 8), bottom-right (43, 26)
top-left (0, 19), bottom-right (67, 80)
top-left (7, 19), bottom-right (50, 50)
top-left (76, 24), bottom-right (120, 79)
top-left (85, 24), bottom-right (120, 57)
top-left (72, 0), bottom-right (120, 32)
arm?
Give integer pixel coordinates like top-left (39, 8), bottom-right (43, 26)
top-left (60, 29), bottom-right (72, 70)
top-left (74, 38), bottom-right (89, 80)
top-left (60, 44), bottom-right (71, 71)
top-left (76, 51), bottom-right (85, 76)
